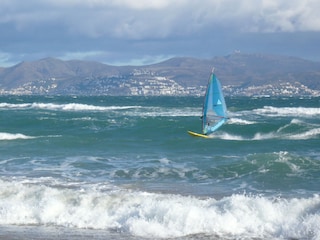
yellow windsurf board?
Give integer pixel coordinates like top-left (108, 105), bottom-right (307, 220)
top-left (187, 130), bottom-right (210, 138)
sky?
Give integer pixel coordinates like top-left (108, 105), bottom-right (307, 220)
top-left (0, 0), bottom-right (320, 67)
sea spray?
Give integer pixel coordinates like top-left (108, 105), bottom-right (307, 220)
top-left (0, 179), bottom-right (319, 239)
top-left (0, 132), bottom-right (35, 140)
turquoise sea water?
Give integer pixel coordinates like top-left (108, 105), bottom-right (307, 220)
top-left (0, 95), bottom-right (319, 239)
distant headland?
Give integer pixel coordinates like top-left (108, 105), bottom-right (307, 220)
top-left (0, 53), bottom-right (319, 96)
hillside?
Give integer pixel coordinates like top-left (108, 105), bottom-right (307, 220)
top-left (0, 53), bottom-right (319, 96)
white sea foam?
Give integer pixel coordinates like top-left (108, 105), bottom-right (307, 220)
top-left (0, 102), bottom-right (201, 116)
top-left (276, 119), bottom-right (302, 133)
top-left (0, 178), bottom-right (319, 239)
top-left (126, 107), bottom-right (201, 117)
top-left (0, 101), bottom-right (211, 117)
top-left (275, 119), bottom-right (320, 140)
top-left (0, 102), bottom-right (199, 116)
top-left (0, 102), bottom-right (140, 112)
top-left (218, 133), bottom-right (246, 141)
top-left (227, 118), bottom-right (257, 125)
top-left (0, 103), bottom-right (30, 109)
top-left (217, 131), bottom-right (278, 141)
top-left (253, 132), bottom-right (277, 140)
top-left (0, 132), bottom-right (35, 140)
top-left (254, 106), bottom-right (320, 117)
top-left (219, 117), bottom-right (320, 141)
top-left (288, 128), bottom-right (320, 140)
top-left (218, 130), bottom-right (318, 141)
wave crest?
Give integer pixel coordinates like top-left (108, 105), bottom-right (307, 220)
top-left (254, 106), bottom-right (320, 117)
top-left (0, 132), bottom-right (35, 140)
top-left (0, 102), bottom-right (140, 112)
top-left (0, 179), bottom-right (319, 239)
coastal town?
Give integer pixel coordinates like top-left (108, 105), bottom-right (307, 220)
top-left (1, 68), bottom-right (319, 97)
top-left (0, 54), bottom-right (319, 96)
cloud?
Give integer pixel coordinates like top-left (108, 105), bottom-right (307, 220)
top-left (0, 0), bottom-right (320, 67)
top-left (59, 51), bottom-right (108, 61)
top-left (2, 0), bottom-right (320, 38)
top-left (0, 51), bottom-right (17, 67)
top-left (108, 54), bottom-right (175, 66)
top-left (249, 0), bottom-right (320, 32)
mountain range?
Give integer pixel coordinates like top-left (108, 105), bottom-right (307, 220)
top-left (0, 53), bottom-right (319, 96)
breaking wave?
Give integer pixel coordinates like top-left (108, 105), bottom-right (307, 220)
top-left (218, 118), bottom-right (320, 141)
top-left (0, 132), bottom-right (35, 140)
top-left (0, 178), bottom-right (319, 239)
top-left (227, 118), bottom-right (257, 125)
top-left (288, 128), bottom-right (320, 140)
top-left (0, 102), bottom-right (201, 117)
top-left (254, 106), bottom-right (320, 117)
top-left (217, 129), bottom-right (320, 141)
top-left (0, 102), bottom-right (140, 112)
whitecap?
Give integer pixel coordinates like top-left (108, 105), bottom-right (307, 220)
top-left (0, 132), bottom-right (35, 140)
top-left (0, 179), bottom-right (319, 239)
top-left (218, 133), bottom-right (246, 141)
top-left (227, 118), bottom-right (257, 125)
top-left (288, 128), bottom-right (320, 140)
top-left (254, 106), bottom-right (320, 117)
top-left (0, 103), bottom-right (31, 109)
top-left (0, 102), bottom-right (142, 112)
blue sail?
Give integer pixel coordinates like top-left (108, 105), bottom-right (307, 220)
top-left (202, 70), bottom-right (228, 135)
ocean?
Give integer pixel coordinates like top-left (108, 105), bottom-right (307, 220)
top-left (0, 95), bottom-right (319, 240)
